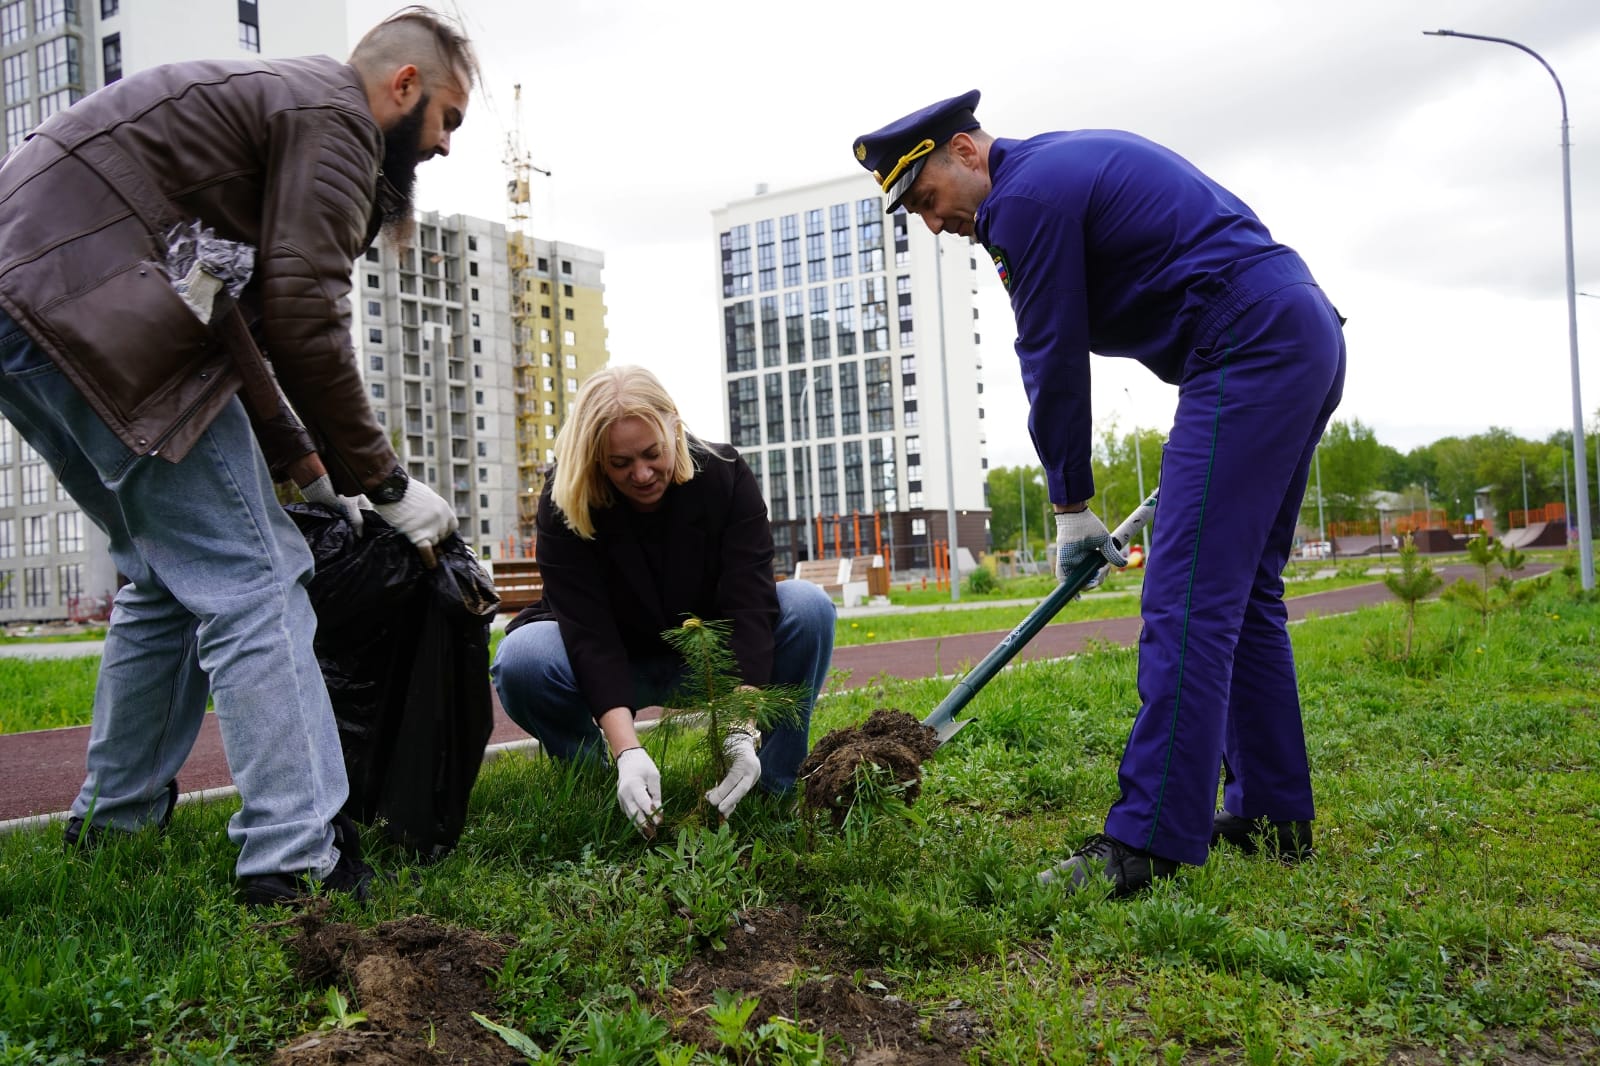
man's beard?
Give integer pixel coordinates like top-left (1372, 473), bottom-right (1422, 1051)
top-left (378, 94), bottom-right (429, 247)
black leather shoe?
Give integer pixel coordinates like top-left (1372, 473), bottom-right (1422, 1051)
top-left (63, 779), bottom-right (179, 851)
top-left (238, 813), bottom-right (378, 908)
top-left (1211, 811), bottom-right (1313, 862)
top-left (1037, 834), bottom-right (1178, 897)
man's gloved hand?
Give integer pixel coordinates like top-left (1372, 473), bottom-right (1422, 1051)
top-left (705, 730), bottom-right (762, 818)
top-left (1055, 507), bottom-right (1128, 588)
top-left (300, 474), bottom-right (366, 535)
top-left (372, 477), bottom-right (457, 568)
top-left (616, 747), bottom-right (663, 835)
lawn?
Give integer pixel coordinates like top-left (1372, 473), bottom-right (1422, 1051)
top-left (1, 566), bottom-right (1596, 1062)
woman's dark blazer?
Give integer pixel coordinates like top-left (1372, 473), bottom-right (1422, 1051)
top-left (504, 441), bottom-right (779, 719)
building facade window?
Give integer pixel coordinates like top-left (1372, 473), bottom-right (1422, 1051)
top-left (33, 0), bottom-right (78, 31)
top-left (5, 103), bottom-right (30, 151)
top-left (56, 562), bottom-right (81, 604)
top-left (35, 34), bottom-right (80, 92)
top-left (20, 462), bottom-right (47, 505)
top-left (0, 518), bottom-right (12, 557)
top-left (22, 513), bottom-right (48, 555)
top-left (24, 566), bottom-right (48, 607)
top-left (4, 52), bottom-right (28, 105)
top-left (0, 570), bottom-right (12, 608)
top-left (55, 510), bottom-right (81, 552)
top-left (239, 20), bottom-right (260, 52)
top-left (1, 2), bottom-right (26, 46)
top-left (101, 31), bottom-right (119, 83)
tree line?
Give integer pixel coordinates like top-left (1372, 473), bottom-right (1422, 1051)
top-left (985, 417), bottom-right (1600, 555)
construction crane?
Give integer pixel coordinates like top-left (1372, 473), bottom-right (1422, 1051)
top-left (504, 84), bottom-right (553, 541)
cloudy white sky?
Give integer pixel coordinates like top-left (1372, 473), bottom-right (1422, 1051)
top-left (349, 0), bottom-right (1600, 468)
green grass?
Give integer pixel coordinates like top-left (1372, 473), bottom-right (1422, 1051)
top-left (0, 657), bottom-right (102, 734)
top-left (2, 579), bottom-right (1598, 1061)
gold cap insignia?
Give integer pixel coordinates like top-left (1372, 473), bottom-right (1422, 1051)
top-left (855, 141), bottom-right (867, 162)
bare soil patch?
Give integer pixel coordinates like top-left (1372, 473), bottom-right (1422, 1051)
top-left (269, 905), bottom-right (519, 1064)
top-left (798, 709), bottom-right (940, 824)
top-left (662, 902), bottom-right (985, 1064)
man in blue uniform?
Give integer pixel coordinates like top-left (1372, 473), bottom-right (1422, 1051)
top-left (852, 91), bottom-right (1346, 896)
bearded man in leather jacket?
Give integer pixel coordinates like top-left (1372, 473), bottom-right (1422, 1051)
top-left (0, 6), bottom-right (475, 904)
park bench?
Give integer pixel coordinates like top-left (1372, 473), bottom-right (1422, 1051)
top-left (491, 559), bottom-right (544, 613)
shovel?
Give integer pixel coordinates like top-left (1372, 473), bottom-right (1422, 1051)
top-left (920, 488), bottom-right (1159, 746)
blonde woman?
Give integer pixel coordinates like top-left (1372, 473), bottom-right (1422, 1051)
top-left (491, 366), bottom-right (834, 831)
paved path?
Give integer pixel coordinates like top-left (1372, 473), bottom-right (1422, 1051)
top-left (0, 565), bottom-right (1534, 827)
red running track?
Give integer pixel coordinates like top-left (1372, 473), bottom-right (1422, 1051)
top-left (0, 566), bottom-right (1516, 825)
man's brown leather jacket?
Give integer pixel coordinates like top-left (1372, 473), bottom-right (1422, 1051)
top-left (0, 54), bottom-right (401, 495)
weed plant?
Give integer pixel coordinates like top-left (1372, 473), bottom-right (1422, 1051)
top-left (2, 585), bottom-right (1598, 1061)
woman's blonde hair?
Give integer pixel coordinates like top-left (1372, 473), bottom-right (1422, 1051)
top-left (550, 365), bottom-right (696, 539)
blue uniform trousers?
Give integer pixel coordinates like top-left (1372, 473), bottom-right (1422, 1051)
top-left (1104, 282), bottom-right (1346, 866)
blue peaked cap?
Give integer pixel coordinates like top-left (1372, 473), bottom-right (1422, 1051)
top-left (852, 90), bottom-right (982, 212)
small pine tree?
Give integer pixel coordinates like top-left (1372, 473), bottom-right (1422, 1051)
top-left (1382, 533), bottom-right (1442, 659)
top-left (659, 617), bottom-right (803, 796)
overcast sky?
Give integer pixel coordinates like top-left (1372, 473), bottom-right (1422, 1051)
top-left (348, 0), bottom-right (1600, 468)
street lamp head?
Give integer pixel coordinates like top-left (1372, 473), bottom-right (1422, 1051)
top-left (1422, 29), bottom-right (1457, 37)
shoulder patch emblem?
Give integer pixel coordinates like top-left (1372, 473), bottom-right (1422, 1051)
top-left (988, 246), bottom-right (1012, 293)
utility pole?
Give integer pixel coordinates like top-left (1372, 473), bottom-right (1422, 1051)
top-left (1521, 454), bottom-right (1530, 523)
top-left (1017, 466), bottom-right (1027, 563)
top-left (933, 237), bottom-right (960, 601)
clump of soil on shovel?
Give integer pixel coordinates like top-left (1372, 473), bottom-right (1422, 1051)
top-left (268, 904), bottom-right (518, 1064)
top-left (799, 708), bottom-right (941, 824)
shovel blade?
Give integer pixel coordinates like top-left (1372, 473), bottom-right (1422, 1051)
top-left (930, 715), bottom-right (974, 746)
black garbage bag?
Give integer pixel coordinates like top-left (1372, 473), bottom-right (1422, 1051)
top-left (288, 503), bottom-right (500, 861)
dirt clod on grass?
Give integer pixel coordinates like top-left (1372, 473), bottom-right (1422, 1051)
top-left (663, 903), bottom-right (984, 1064)
top-left (798, 708), bottom-right (940, 824)
top-left (270, 905), bottom-right (519, 1064)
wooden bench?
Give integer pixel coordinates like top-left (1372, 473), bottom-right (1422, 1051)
top-left (491, 559), bottom-right (544, 613)
top-left (793, 557), bottom-right (886, 604)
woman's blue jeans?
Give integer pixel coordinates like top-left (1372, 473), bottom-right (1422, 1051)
top-left (491, 579), bottom-right (836, 793)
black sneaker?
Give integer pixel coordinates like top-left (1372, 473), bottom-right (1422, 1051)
top-left (1037, 834), bottom-right (1178, 897)
top-left (63, 779), bottom-right (179, 851)
top-left (237, 813), bottom-right (378, 908)
top-left (1211, 811), bottom-right (1313, 862)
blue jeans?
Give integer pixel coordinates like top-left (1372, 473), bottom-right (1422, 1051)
top-left (491, 579), bottom-right (836, 793)
top-left (0, 308), bottom-right (347, 879)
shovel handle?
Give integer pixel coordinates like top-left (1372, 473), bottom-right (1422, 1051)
top-left (920, 488), bottom-right (1159, 744)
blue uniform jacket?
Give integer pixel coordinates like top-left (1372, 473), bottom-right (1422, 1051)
top-left (974, 130), bottom-right (1317, 504)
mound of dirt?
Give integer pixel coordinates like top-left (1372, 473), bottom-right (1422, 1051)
top-left (663, 903), bottom-right (984, 1064)
top-left (798, 709), bottom-right (941, 824)
top-left (270, 906), bottom-right (519, 1064)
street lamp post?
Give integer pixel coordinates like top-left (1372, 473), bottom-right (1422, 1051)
top-left (1424, 29), bottom-right (1593, 589)
top-left (1017, 466), bottom-right (1027, 563)
top-left (933, 236), bottom-right (961, 601)
top-left (797, 375), bottom-right (818, 562)
top-left (1125, 387), bottom-right (1149, 552)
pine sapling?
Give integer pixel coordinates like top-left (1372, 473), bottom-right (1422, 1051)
top-left (660, 616), bottom-right (803, 803)
top-left (1382, 533), bottom-right (1441, 659)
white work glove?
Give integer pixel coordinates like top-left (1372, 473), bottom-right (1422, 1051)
top-left (300, 475), bottom-right (366, 535)
top-left (704, 731), bottom-right (762, 818)
top-left (1055, 508), bottom-right (1127, 589)
top-left (372, 476), bottom-right (458, 568)
top-left (615, 747), bottom-right (663, 835)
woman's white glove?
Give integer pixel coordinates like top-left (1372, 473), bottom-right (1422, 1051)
top-left (705, 731), bottom-right (762, 818)
top-left (1055, 508), bottom-right (1127, 587)
top-left (615, 747), bottom-right (663, 835)
top-left (300, 474), bottom-right (365, 535)
top-left (372, 477), bottom-right (458, 568)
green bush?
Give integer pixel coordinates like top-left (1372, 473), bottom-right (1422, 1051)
top-left (965, 566), bottom-right (998, 595)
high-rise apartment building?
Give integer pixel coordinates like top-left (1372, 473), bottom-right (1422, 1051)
top-left (0, 0), bottom-right (346, 622)
top-left (712, 175), bottom-right (990, 577)
top-left (506, 236), bottom-right (608, 543)
top-left (354, 210), bottom-right (521, 563)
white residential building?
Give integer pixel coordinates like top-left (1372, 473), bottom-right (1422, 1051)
top-left (712, 174), bottom-right (990, 576)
